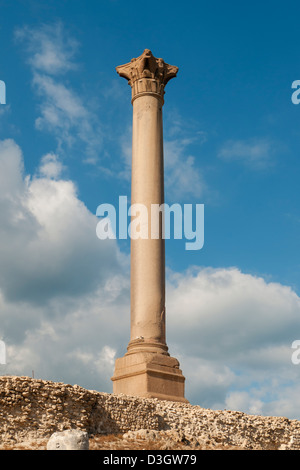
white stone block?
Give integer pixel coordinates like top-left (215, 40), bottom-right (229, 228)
top-left (47, 429), bottom-right (89, 450)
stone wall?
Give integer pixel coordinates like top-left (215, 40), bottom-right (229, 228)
top-left (1, 375), bottom-right (300, 450)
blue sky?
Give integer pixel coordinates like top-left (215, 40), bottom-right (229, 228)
top-left (0, 0), bottom-right (300, 419)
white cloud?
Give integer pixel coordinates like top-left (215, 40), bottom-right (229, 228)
top-left (166, 267), bottom-right (300, 417)
top-left (0, 137), bottom-right (128, 390)
top-left (33, 73), bottom-right (87, 122)
top-left (15, 23), bottom-right (103, 162)
top-left (15, 22), bottom-right (79, 75)
top-left (163, 112), bottom-right (208, 201)
top-left (32, 71), bottom-right (102, 160)
top-left (0, 138), bottom-right (122, 305)
top-left (0, 139), bottom-right (25, 194)
top-left (164, 138), bottom-right (207, 200)
top-left (218, 138), bottom-right (275, 169)
top-left (225, 391), bottom-right (264, 416)
top-left (38, 153), bottom-right (64, 179)
top-left (167, 267), bottom-right (300, 356)
top-left (113, 125), bottom-right (132, 182)
top-left (2, 277), bottom-right (130, 389)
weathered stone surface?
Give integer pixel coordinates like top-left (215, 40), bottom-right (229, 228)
top-left (116, 48), bottom-right (178, 102)
top-left (1, 376), bottom-right (300, 450)
top-left (47, 430), bottom-right (89, 450)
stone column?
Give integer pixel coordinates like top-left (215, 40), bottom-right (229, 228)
top-left (111, 50), bottom-right (187, 402)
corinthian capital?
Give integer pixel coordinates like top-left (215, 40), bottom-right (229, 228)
top-left (116, 49), bottom-right (178, 103)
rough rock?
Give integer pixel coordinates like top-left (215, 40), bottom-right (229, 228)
top-left (47, 430), bottom-right (89, 450)
top-left (1, 376), bottom-right (300, 450)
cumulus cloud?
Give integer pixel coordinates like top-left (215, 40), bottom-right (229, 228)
top-left (166, 267), bottom-right (300, 417)
top-left (38, 153), bottom-right (64, 179)
top-left (0, 138), bottom-right (129, 390)
top-left (4, 284), bottom-right (129, 390)
top-left (0, 138), bottom-right (123, 305)
top-left (167, 267), bottom-right (299, 355)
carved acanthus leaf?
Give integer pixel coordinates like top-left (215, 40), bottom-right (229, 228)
top-left (116, 49), bottom-right (178, 88)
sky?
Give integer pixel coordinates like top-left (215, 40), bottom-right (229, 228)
top-left (0, 0), bottom-right (300, 419)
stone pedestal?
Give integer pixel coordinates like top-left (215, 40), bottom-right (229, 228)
top-left (112, 351), bottom-right (186, 402)
top-left (111, 50), bottom-right (187, 403)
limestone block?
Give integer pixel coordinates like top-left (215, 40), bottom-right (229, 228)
top-left (47, 429), bottom-right (89, 450)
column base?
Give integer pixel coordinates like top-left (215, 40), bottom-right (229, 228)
top-left (111, 350), bottom-right (188, 403)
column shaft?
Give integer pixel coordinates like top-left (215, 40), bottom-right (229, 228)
top-left (129, 94), bottom-right (166, 352)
